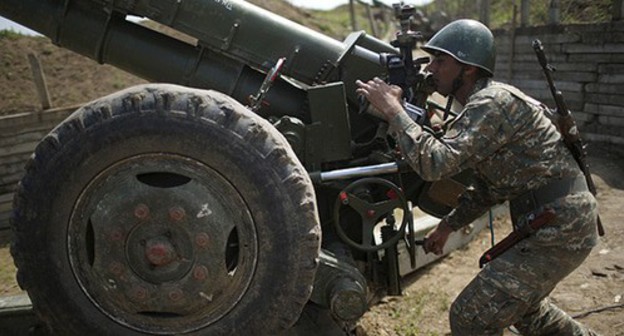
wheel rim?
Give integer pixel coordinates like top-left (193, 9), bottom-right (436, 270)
top-left (68, 153), bottom-right (257, 334)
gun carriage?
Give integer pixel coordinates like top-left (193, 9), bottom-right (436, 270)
top-left (0, 1), bottom-right (474, 334)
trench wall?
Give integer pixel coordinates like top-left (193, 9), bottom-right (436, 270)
top-left (0, 107), bottom-right (76, 229)
top-left (492, 21), bottom-right (624, 152)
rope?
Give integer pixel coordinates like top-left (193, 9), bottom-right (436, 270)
top-left (489, 209), bottom-right (495, 246)
top-left (572, 303), bottom-right (624, 319)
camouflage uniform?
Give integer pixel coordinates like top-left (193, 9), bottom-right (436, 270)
top-left (388, 78), bottom-right (599, 335)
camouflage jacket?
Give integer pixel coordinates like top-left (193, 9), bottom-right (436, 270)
top-left (388, 78), bottom-right (598, 250)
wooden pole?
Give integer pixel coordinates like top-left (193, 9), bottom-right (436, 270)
top-left (365, 4), bottom-right (378, 37)
top-left (508, 1), bottom-right (518, 83)
top-left (479, 0), bottom-right (491, 26)
top-left (27, 53), bottom-right (52, 111)
top-left (437, 0), bottom-right (446, 12)
top-left (520, 0), bottom-right (530, 27)
top-left (548, 0), bottom-right (560, 25)
top-left (349, 0), bottom-right (358, 31)
top-left (614, 0), bottom-right (624, 21)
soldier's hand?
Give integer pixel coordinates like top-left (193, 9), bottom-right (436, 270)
top-left (424, 218), bottom-right (453, 255)
top-left (355, 77), bottom-right (403, 121)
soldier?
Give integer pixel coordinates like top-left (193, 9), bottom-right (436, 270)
top-left (356, 19), bottom-right (600, 335)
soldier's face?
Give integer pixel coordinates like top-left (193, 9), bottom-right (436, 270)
top-left (425, 54), bottom-right (463, 96)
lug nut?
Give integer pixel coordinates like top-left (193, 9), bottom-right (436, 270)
top-left (195, 232), bottom-right (210, 248)
top-left (134, 204), bottom-right (150, 219)
top-left (169, 206), bottom-right (186, 222)
top-left (109, 262), bottom-right (124, 276)
top-left (193, 265), bottom-right (208, 281)
top-left (131, 286), bottom-right (148, 301)
top-left (168, 289), bottom-right (184, 302)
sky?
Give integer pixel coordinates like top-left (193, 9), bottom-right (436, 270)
top-left (1, 0), bottom-right (434, 35)
top-left (0, 16), bottom-right (39, 35)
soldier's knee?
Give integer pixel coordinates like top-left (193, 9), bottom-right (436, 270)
top-left (449, 301), bottom-right (464, 331)
top-left (449, 294), bottom-right (478, 334)
top-left (449, 277), bottom-right (526, 335)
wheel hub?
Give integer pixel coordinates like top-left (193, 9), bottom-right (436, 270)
top-left (68, 154), bottom-right (258, 334)
top-left (144, 238), bottom-right (175, 267)
top-left (126, 220), bottom-right (194, 284)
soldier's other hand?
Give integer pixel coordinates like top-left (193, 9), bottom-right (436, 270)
top-left (424, 218), bottom-right (453, 255)
top-left (355, 77), bottom-right (404, 121)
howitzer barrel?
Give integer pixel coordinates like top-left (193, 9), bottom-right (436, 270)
top-left (0, 0), bottom-right (394, 119)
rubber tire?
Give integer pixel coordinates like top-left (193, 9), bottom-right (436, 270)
top-left (10, 84), bottom-right (321, 335)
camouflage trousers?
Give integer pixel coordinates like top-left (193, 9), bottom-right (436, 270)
top-left (449, 238), bottom-right (598, 336)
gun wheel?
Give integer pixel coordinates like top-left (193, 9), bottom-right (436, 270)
top-left (11, 84), bottom-right (320, 335)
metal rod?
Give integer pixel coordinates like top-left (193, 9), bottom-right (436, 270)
top-left (312, 162), bottom-right (399, 183)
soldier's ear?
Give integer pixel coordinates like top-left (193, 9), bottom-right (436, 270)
top-left (464, 65), bottom-right (478, 76)
top-left (463, 65), bottom-right (480, 80)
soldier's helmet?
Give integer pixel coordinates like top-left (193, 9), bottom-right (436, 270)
top-left (421, 19), bottom-right (496, 76)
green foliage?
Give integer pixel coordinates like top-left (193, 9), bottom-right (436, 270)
top-left (309, 3), bottom-right (388, 40)
top-left (559, 0), bottom-right (612, 24)
top-left (386, 289), bottom-right (451, 336)
top-left (422, 0), bottom-right (613, 30)
top-left (305, 0), bottom-right (612, 41)
top-left (0, 29), bottom-right (22, 40)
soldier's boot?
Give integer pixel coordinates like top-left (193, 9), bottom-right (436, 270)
top-left (513, 298), bottom-right (601, 336)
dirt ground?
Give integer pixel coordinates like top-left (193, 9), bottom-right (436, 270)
top-left (356, 144), bottom-right (624, 336)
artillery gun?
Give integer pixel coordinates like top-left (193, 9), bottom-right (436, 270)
top-left (0, 1), bottom-right (478, 334)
